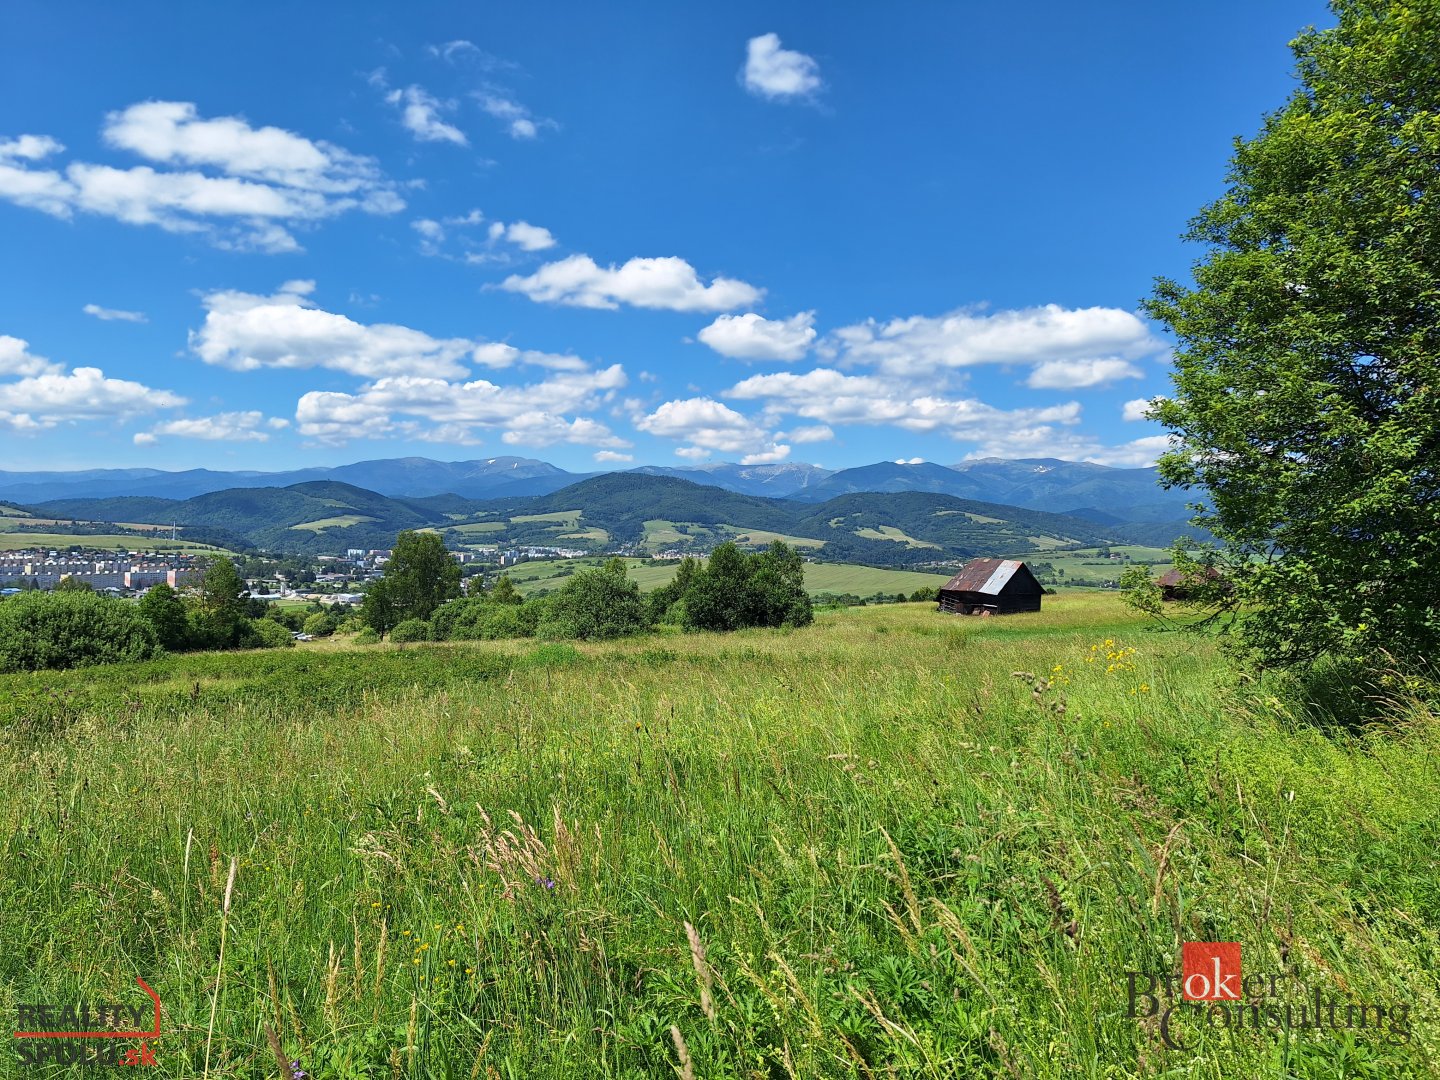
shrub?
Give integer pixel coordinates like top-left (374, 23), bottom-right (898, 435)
top-left (390, 618), bottom-right (432, 643)
top-left (0, 591), bottom-right (160, 673)
top-left (354, 627), bottom-right (381, 645)
top-left (682, 542), bottom-right (812, 632)
top-left (303, 612), bottom-right (336, 637)
top-left (243, 618), bottom-right (295, 650)
top-left (431, 596), bottom-right (484, 640)
top-left (538, 566), bottom-right (647, 640)
top-left (457, 604), bottom-right (536, 641)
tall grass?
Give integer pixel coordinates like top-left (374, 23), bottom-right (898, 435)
top-left (1, 594), bottom-right (1436, 1077)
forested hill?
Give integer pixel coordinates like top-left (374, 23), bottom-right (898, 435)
top-left (27, 472), bottom-right (1154, 564)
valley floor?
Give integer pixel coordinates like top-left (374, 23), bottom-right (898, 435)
top-left (1, 595), bottom-right (1436, 1077)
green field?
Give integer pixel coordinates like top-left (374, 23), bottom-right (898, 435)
top-left (511, 509), bottom-right (582, 526)
top-left (0, 532), bottom-right (230, 554)
top-left (290, 514), bottom-right (378, 532)
top-left (854, 525), bottom-right (941, 548)
top-left (448, 520), bottom-right (508, 537)
top-left (803, 562), bottom-right (952, 595)
top-left (2, 596), bottom-right (1435, 1077)
top-left (1006, 545), bottom-right (1175, 586)
top-left (724, 527), bottom-right (825, 549)
top-left (496, 558), bottom-right (954, 598)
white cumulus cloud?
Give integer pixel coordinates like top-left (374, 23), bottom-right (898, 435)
top-left (0, 135), bottom-right (64, 160)
top-left (743, 33), bottom-right (823, 102)
top-left (725, 366), bottom-right (1091, 458)
top-left (594, 450), bottom-right (634, 463)
top-left (137, 410), bottom-right (277, 444)
top-left (1026, 357), bottom-right (1143, 389)
top-left (294, 365), bottom-right (628, 448)
top-left (1122, 396), bottom-right (1163, 422)
top-left (191, 281), bottom-right (480, 380)
top-left (635, 396), bottom-right (788, 462)
top-left (0, 365), bottom-right (185, 432)
top-left (698, 311), bottom-right (816, 361)
top-left (0, 102), bottom-right (403, 251)
top-left (827, 303), bottom-right (1165, 382)
top-left (495, 220), bottom-right (556, 251)
top-left (503, 254), bottom-right (763, 312)
top-left (0, 335), bottom-right (64, 377)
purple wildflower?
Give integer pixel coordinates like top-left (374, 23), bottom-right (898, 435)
top-left (290, 1062), bottom-right (307, 1080)
top-left (535, 876), bottom-right (556, 890)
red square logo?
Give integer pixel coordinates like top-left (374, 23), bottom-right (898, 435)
top-left (1182, 942), bottom-right (1241, 1000)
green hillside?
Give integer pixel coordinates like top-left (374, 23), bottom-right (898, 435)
top-left (27, 473), bottom-right (1129, 564)
top-left (34, 481), bottom-right (443, 555)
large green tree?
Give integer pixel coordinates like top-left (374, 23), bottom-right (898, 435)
top-left (681, 542), bottom-right (812, 632)
top-left (540, 562), bottom-right (647, 641)
top-left (137, 582), bottom-right (189, 651)
top-left (196, 556), bottom-right (249, 647)
top-left (1145, 0), bottom-right (1440, 671)
top-left (360, 577), bottom-right (401, 640)
top-left (383, 531), bottom-right (462, 621)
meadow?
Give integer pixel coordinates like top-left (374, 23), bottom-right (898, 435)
top-left (497, 557), bottom-right (953, 598)
top-left (0, 532), bottom-right (230, 554)
top-left (1, 595), bottom-right (1437, 1077)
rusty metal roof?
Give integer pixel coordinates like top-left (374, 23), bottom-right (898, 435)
top-left (1157, 566), bottom-right (1220, 589)
top-left (941, 558), bottom-right (1029, 595)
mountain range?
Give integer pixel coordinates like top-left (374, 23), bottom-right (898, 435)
top-left (0, 455), bottom-right (1196, 523)
top-left (24, 469), bottom-right (1205, 563)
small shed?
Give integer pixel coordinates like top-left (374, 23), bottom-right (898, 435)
top-left (1156, 566), bottom-right (1222, 601)
top-left (938, 558), bottom-right (1043, 616)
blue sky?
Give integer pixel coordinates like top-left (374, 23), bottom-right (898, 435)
top-left (0, 1), bottom-right (1332, 474)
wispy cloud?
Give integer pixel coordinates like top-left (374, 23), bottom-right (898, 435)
top-left (474, 91), bottom-right (555, 140)
top-left (370, 71), bottom-right (468, 145)
top-left (135, 410), bottom-right (285, 445)
top-left (83, 303), bottom-right (147, 323)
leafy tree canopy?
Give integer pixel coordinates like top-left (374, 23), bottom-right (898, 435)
top-left (384, 530), bottom-right (462, 621)
top-left (540, 562), bottom-right (647, 641)
top-left (360, 577), bottom-right (401, 639)
top-left (198, 556), bottom-right (249, 647)
top-left (0, 591), bottom-right (160, 673)
top-left (679, 541), bottom-right (813, 632)
top-left (1145, 0), bottom-right (1440, 671)
top-left (137, 582), bottom-right (189, 651)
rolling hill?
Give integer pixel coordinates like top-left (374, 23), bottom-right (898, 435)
top-left (25, 471), bottom-right (1197, 564)
top-left (3, 455), bottom-right (1200, 527)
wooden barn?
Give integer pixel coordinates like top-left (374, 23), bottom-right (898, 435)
top-left (937, 558), bottom-right (1043, 616)
top-left (1156, 566), bottom-right (1222, 601)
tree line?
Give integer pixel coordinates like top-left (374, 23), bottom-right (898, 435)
top-left (0, 532), bottom-right (815, 673)
top-left (356, 532), bottom-right (813, 644)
